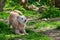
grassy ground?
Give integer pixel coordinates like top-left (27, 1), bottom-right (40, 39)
top-left (0, 12), bottom-right (60, 40)
top-left (0, 0), bottom-right (60, 40)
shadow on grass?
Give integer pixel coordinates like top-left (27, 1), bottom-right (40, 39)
top-left (56, 26), bottom-right (60, 30)
top-left (0, 21), bottom-right (14, 34)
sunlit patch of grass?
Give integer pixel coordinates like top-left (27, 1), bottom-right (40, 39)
top-left (0, 33), bottom-right (22, 40)
top-left (20, 29), bottom-right (53, 40)
top-left (27, 21), bottom-right (60, 29)
top-left (24, 10), bottom-right (39, 17)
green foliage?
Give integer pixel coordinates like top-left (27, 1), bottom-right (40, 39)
top-left (40, 0), bottom-right (52, 6)
top-left (28, 0), bottom-right (53, 6)
top-left (5, 0), bottom-right (24, 11)
top-left (27, 20), bottom-right (60, 29)
top-left (0, 12), bottom-right (9, 19)
top-left (20, 30), bottom-right (53, 40)
top-left (0, 0), bottom-right (60, 40)
top-left (0, 21), bottom-right (10, 34)
top-left (0, 21), bottom-right (8, 32)
top-left (0, 27), bottom-right (53, 40)
top-left (28, 0), bottom-right (36, 4)
top-left (41, 7), bottom-right (60, 18)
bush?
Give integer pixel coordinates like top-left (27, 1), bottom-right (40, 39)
top-left (0, 12), bottom-right (9, 19)
top-left (41, 7), bottom-right (60, 18)
top-left (0, 21), bottom-right (9, 33)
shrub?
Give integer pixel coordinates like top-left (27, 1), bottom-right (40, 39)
top-left (41, 7), bottom-right (60, 18)
top-left (0, 12), bottom-right (9, 19)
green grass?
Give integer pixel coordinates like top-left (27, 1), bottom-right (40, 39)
top-left (0, 12), bottom-right (9, 19)
top-left (0, 0), bottom-right (60, 40)
top-left (0, 13), bottom-right (54, 40)
top-left (27, 20), bottom-right (60, 29)
top-left (0, 32), bottom-right (53, 40)
top-left (0, 21), bottom-right (53, 40)
top-left (0, 11), bottom-right (60, 40)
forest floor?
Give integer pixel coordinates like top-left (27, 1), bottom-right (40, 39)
top-left (0, 13), bottom-right (60, 40)
top-left (27, 26), bottom-right (60, 40)
top-left (31, 27), bottom-right (60, 40)
top-left (44, 29), bottom-right (60, 40)
top-left (27, 19), bottom-right (60, 40)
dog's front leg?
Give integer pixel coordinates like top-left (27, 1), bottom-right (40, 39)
top-left (19, 25), bottom-right (28, 35)
top-left (13, 23), bottom-right (20, 34)
top-left (14, 27), bottom-right (20, 34)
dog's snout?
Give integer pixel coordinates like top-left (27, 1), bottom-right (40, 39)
top-left (24, 20), bottom-right (26, 22)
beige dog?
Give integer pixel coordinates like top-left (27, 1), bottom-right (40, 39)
top-left (9, 10), bottom-right (27, 34)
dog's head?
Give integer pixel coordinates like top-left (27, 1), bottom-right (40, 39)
top-left (17, 15), bottom-right (27, 25)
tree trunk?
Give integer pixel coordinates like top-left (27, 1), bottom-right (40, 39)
top-left (0, 0), bottom-right (6, 11)
top-left (51, 0), bottom-right (55, 6)
top-left (55, 0), bottom-right (60, 8)
top-left (19, 0), bottom-right (28, 8)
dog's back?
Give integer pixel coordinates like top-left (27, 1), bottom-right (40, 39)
top-left (9, 11), bottom-right (19, 27)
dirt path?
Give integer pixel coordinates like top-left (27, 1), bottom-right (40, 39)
top-left (43, 29), bottom-right (60, 40)
top-left (29, 26), bottom-right (60, 40)
top-left (27, 18), bottom-right (60, 40)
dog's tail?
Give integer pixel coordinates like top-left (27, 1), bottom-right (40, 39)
top-left (14, 10), bottom-right (23, 16)
top-left (3, 10), bottom-right (23, 16)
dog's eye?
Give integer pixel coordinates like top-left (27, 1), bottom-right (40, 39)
top-left (21, 18), bottom-right (23, 20)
